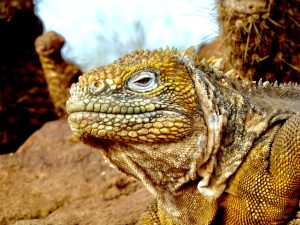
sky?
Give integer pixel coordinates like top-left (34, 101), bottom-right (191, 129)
top-left (34, 0), bottom-right (218, 71)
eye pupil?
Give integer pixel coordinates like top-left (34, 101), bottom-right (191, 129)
top-left (135, 77), bottom-right (152, 85)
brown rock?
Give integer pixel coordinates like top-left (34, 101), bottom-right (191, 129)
top-left (0, 120), bottom-right (152, 225)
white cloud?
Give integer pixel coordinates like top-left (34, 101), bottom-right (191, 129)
top-left (35, 0), bottom-right (218, 71)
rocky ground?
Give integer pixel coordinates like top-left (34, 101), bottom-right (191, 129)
top-left (0, 120), bottom-right (152, 225)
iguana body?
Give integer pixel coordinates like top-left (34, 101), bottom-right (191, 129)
top-left (66, 49), bottom-right (300, 224)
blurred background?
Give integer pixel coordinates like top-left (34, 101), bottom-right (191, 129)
top-left (34, 0), bottom-right (218, 71)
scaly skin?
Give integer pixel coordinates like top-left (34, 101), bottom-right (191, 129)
top-left (66, 49), bottom-right (300, 224)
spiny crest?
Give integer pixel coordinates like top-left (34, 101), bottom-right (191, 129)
top-left (196, 55), bottom-right (300, 91)
top-left (257, 79), bottom-right (300, 89)
top-left (194, 56), bottom-right (300, 113)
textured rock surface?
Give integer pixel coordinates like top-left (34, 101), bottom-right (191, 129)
top-left (0, 119), bottom-right (152, 225)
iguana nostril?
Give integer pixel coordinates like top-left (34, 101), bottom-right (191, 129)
top-left (89, 80), bottom-right (105, 94)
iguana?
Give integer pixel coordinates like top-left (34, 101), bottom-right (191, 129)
top-left (66, 48), bottom-right (300, 225)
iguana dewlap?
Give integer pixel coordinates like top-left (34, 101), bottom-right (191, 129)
top-left (66, 49), bottom-right (300, 225)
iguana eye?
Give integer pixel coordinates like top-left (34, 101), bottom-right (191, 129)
top-left (126, 71), bottom-right (158, 92)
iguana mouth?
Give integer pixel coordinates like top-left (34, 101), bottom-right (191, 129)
top-left (66, 98), bottom-right (158, 115)
top-left (67, 100), bottom-right (191, 143)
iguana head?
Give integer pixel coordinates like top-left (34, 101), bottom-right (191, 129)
top-left (67, 49), bottom-right (199, 143)
top-left (67, 49), bottom-right (212, 193)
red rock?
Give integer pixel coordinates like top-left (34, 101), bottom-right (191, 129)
top-left (0, 119), bottom-right (152, 224)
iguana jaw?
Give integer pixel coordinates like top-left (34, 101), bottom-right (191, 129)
top-left (82, 114), bottom-right (219, 225)
top-left (81, 118), bottom-right (216, 224)
top-left (82, 115), bottom-right (209, 187)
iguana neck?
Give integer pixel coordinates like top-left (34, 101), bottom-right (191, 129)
top-left (193, 69), bottom-right (294, 198)
top-left (95, 124), bottom-right (220, 224)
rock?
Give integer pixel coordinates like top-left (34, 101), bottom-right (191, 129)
top-left (35, 31), bottom-right (82, 118)
top-left (0, 119), bottom-right (152, 225)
